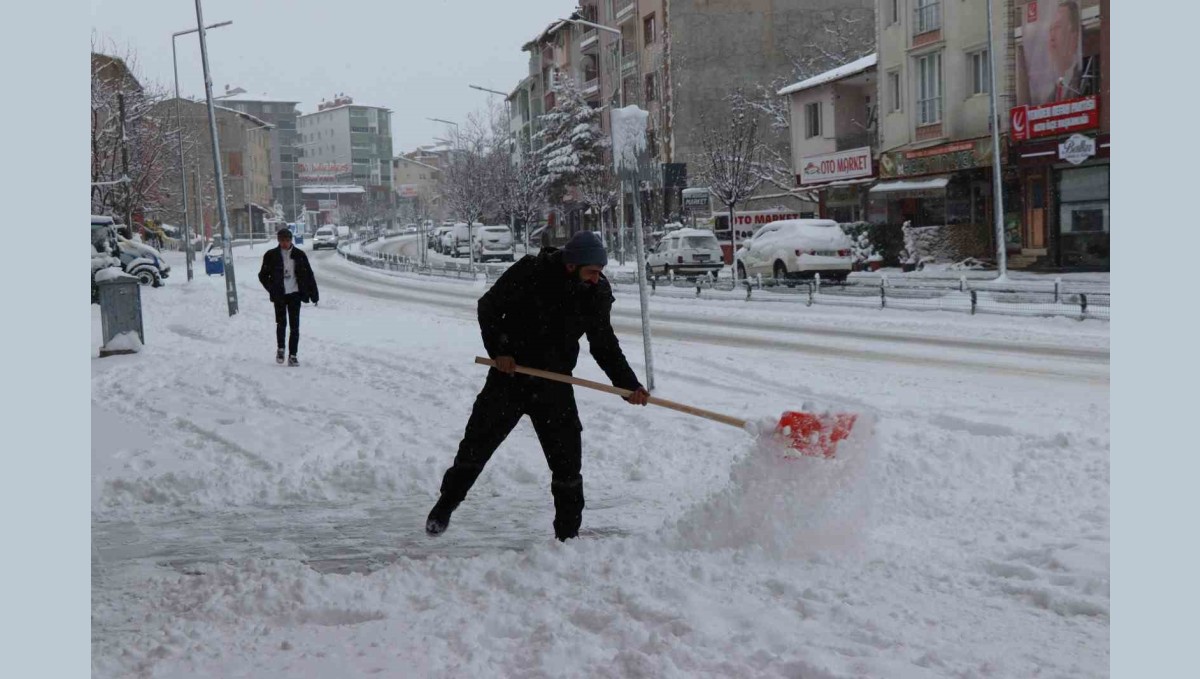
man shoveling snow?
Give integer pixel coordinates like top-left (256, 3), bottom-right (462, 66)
top-left (427, 231), bottom-right (650, 541)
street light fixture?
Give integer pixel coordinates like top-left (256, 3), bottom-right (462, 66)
top-left (171, 19), bottom-right (232, 282)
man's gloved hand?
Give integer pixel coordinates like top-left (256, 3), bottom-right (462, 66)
top-left (494, 356), bottom-right (517, 375)
top-left (624, 387), bottom-right (650, 406)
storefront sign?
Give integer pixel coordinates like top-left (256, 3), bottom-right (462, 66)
top-left (682, 188), bottom-right (711, 211)
top-left (1057, 134), bottom-right (1096, 165)
top-left (879, 138), bottom-right (994, 179)
top-left (317, 199), bottom-right (336, 210)
top-left (798, 146), bottom-right (873, 186)
top-left (1010, 96), bottom-right (1099, 141)
top-left (395, 184), bottom-right (421, 199)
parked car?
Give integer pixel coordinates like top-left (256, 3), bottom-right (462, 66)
top-left (116, 235), bottom-right (170, 286)
top-left (429, 226), bottom-right (451, 252)
top-left (312, 226), bottom-right (339, 250)
top-left (646, 228), bottom-right (724, 278)
top-left (92, 215), bottom-right (123, 302)
top-left (734, 219), bottom-right (853, 283)
top-left (447, 223), bottom-right (472, 258)
top-left (472, 225), bottom-right (515, 262)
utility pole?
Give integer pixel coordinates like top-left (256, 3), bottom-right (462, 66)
top-left (117, 93), bottom-right (133, 230)
top-left (193, 0), bottom-right (238, 315)
top-left (986, 0), bottom-right (1008, 280)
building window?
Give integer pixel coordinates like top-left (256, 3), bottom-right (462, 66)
top-left (914, 0), bottom-right (941, 35)
top-left (888, 70), bottom-right (902, 112)
top-left (644, 73), bottom-right (657, 102)
top-left (969, 49), bottom-right (990, 95)
top-left (891, 0), bottom-right (901, 25)
top-left (916, 52), bottom-right (942, 125)
top-left (643, 13), bottom-right (656, 45)
top-left (805, 102), bottom-right (822, 139)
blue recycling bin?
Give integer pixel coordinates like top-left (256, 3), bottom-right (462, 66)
top-left (204, 246), bottom-right (225, 276)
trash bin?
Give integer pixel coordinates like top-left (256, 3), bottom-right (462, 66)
top-left (96, 271), bottom-right (145, 358)
top-left (205, 246), bottom-right (225, 276)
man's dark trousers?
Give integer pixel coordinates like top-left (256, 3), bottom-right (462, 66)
top-left (274, 292), bottom-right (302, 356)
top-left (439, 370), bottom-right (585, 539)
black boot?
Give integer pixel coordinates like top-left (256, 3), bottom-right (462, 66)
top-left (425, 497), bottom-right (457, 536)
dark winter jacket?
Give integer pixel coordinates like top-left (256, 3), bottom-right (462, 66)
top-left (258, 246), bottom-right (319, 304)
top-left (478, 248), bottom-right (641, 391)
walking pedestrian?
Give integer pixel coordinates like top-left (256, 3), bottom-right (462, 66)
top-left (258, 228), bottom-right (319, 366)
top-left (427, 231), bottom-right (650, 541)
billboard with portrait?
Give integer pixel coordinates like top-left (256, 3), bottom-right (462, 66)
top-left (1017, 0), bottom-right (1084, 107)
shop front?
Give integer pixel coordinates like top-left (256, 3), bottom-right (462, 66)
top-left (796, 146), bottom-right (875, 223)
top-left (1013, 131), bottom-right (1110, 271)
top-left (872, 137), bottom-right (1020, 262)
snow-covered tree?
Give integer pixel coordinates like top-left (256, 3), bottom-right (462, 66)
top-left (728, 9), bottom-right (876, 195)
top-left (500, 152), bottom-right (549, 249)
top-left (91, 38), bottom-right (179, 227)
top-left (696, 101), bottom-right (765, 284)
top-left (534, 76), bottom-right (608, 209)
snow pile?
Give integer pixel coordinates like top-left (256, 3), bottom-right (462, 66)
top-left (94, 267), bottom-right (135, 283)
top-left (103, 331), bottom-right (142, 353)
top-left (611, 105), bottom-right (648, 173)
top-left (669, 413), bottom-right (876, 558)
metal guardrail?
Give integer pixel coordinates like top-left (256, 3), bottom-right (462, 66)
top-left (339, 238), bottom-right (1109, 321)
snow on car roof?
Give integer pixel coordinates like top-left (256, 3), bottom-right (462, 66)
top-left (668, 228), bottom-right (719, 238)
top-left (770, 219), bottom-right (840, 229)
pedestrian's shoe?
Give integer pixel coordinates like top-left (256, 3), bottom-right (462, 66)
top-left (425, 497), bottom-right (456, 536)
top-left (276, 348), bottom-right (285, 364)
top-left (288, 355), bottom-right (299, 367)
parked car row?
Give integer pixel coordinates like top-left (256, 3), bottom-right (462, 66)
top-left (644, 219), bottom-right (853, 283)
top-left (426, 223), bottom-right (515, 262)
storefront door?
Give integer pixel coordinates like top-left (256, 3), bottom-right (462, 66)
top-left (1024, 173), bottom-right (1047, 250)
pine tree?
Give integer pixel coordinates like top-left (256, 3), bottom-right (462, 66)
top-left (534, 76), bottom-right (608, 209)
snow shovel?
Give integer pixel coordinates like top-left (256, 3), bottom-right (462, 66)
top-left (474, 357), bottom-right (858, 459)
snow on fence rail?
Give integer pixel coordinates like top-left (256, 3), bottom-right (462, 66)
top-left (338, 240), bottom-right (1109, 321)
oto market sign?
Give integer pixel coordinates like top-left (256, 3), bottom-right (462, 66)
top-left (797, 146), bottom-right (873, 186)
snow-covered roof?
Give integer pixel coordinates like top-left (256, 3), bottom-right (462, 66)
top-left (523, 19), bottom-right (568, 50)
top-left (393, 156), bottom-right (440, 172)
top-left (777, 53), bottom-right (877, 97)
top-left (215, 91), bottom-right (300, 104)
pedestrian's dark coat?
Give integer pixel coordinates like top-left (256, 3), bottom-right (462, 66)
top-left (478, 247), bottom-right (641, 391)
top-left (258, 246), bottom-right (319, 304)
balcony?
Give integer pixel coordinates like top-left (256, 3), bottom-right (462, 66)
top-left (580, 28), bottom-right (599, 51)
top-left (616, 1), bottom-right (636, 23)
top-left (583, 75), bottom-right (600, 97)
top-left (913, 2), bottom-right (942, 46)
top-left (835, 130), bottom-right (876, 152)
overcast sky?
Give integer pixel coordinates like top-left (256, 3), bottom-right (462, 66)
top-left (91, 0), bottom-right (565, 152)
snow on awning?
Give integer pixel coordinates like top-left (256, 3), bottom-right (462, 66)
top-left (778, 53), bottom-right (877, 96)
top-left (868, 177), bottom-right (950, 194)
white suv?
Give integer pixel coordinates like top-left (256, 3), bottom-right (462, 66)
top-left (473, 226), bottom-right (515, 262)
top-left (647, 228), bottom-right (724, 278)
top-left (735, 219), bottom-right (853, 283)
top-left (312, 226), bottom-right (339, 250)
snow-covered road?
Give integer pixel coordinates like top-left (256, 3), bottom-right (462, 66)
top-left (92, 245), bottom-right (1109, 678)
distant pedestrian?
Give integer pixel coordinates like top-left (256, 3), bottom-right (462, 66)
top-left (258, 228), bottom-right (319, 366)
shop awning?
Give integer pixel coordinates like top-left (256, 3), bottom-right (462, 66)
top-left (868, 177), bottom-right (950, 194)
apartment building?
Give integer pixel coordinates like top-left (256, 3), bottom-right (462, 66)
top-left (392, 155), bottom-right (442, 223)
top-left (216, 88), bottom-right (302, 221)
top-left (153, 98), bottom-right (273, 239)
top-left (1008, 0), bottom-right (1108, 270)
top-left (872, 0), bottom-right (1016, 262)
top-left (297, 95), bottom-right (395, 225)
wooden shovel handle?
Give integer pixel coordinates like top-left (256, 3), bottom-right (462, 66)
top-left (474, 357), bottom-right (747, 430)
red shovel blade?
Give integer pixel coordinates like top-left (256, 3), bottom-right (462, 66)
top-left (777, 411), bottom-right (859, 459)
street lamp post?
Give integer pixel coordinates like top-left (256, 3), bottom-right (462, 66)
top-left (243, 123), bottom-right (273, 249)
top-left (192, 0), bottom-right (238, 316)
top-left (469, 84), bottom-right (520, 260)
top-left (171, 19), bottom-right (232, 282)
top-left (985, 0), bottom-right (1008, 280)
